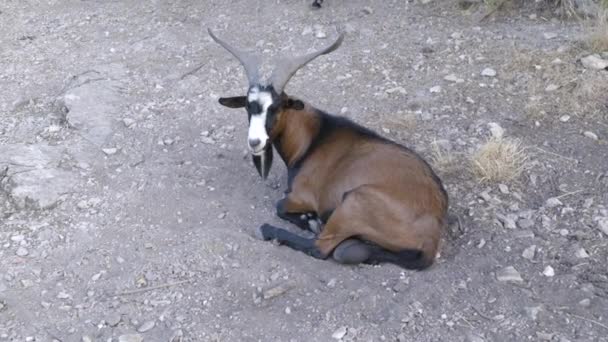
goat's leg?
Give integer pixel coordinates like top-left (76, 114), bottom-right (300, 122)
top-left (259, 224), bottom-right (327, 259)
top-left (311, 0), bottom-right (324, 8)
top-left (276, 196), bottom-right (321, 234)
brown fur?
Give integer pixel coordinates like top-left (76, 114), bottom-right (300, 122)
top-left (271, 96), bottom-right (448, 268)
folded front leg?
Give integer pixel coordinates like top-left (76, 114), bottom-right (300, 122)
top-left (259, 224), bottom-right (328, 259)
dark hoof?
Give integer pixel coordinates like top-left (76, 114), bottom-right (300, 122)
top-left (257, 224), bottom-right (276, 241)
top-left (332, 239), bottom-right (371, 264)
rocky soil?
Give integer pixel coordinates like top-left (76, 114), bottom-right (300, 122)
top-left (1, 0), bottom-right (607, 341)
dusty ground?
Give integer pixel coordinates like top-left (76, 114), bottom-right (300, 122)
top-left (1, 0), bottom-right (608, 341)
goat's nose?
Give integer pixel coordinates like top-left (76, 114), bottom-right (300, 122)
top-left (248, 138), bottom-right (262, 148)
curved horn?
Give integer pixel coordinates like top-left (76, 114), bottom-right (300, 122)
top-left (271, 32), bottom-right (344, 94)
top-left (208, 28), bottom-right (261, 84)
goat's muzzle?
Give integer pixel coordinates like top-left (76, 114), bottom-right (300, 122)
top-left (252, 145), bottom-right (273, 180)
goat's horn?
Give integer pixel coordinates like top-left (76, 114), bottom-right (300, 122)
top-left (208, 28), bottom-right (261, 85)
top-left (271, 32), bottom-right (344, 94)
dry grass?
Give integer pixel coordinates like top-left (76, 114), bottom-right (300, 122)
top-left (587, 10), bottom-right (608, 52)
top-left (470, 137), bottom-right (528, 183)
top-left (430, 140), bottom-right (458, 175)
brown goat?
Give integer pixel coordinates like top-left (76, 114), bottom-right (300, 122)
top-left (209, 29), bottom-right (448, 270)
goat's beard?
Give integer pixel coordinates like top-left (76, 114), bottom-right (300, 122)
top-left (252, 146), bottom-right (273, 180)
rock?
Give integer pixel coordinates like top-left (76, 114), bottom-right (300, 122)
top-left (102, 148), bottom-right (118, 155)
top-left (429, 85), bottom-right (442, 93)
top-left (581, 55), bottom-right (608, 70)
top-left (16, 247), bottom-right (29, 257)
top-left (362, 6), bottom-right (373, 14)
top-left (122, 118), bottom-right (136, 128)
top-left (82, 336), bottom-right (93, 342)
top-left (218, 212), bottom-right (226, 219)
top-left (118, 334), bottom-right (143, 342)
top-left (575, 248), bottom-right (590, 259)
top-left (314, 25), bottom-right (327, 39)
top-left (466, 333), bottom-right (485, 342)
top-left (263, 283), bottom-right (292, 300)
top-left (444, 74), bottom-right (464, 83)
top-left (138, 320), bottom-right (155, 333)
top-left (543, 265), bottom-right (555, 277)
top-left (559, 115), bottom-right (571, 122)
top-left (517, 218), bottom-right (534, 229)
top-left (545, 197), bottom-right (563, 208)
top-left (481, 68), bottom-right (497, 77)
top-left (332, 326), bottom-right (347, 340)
top-left (327, 278), bottom-right (337, 288)
top-left (524, 305), bottom-right (542, 321)
top-left (583, 131), bottom-right (598, 140)
top-left (545, 84), bottom-right (559, 92)
top-left (522, 245), bottom-right (536, 260)
top-left (64, 68), bottom-right (125, 146)
top-left (301, 26), bottom-right (313, 36)
top-left (498, 184), bottom-right (509, 194)
top-left (107, 313), bottom-right (122, 327)
top-left (597, 219), bottom-right (608, 236)
top-left (543, 32), bottom-right (558, 40)
top-left (496, 266), bottom-right (524, 283)
top-left (578, 298), bottom-right (591, 307)
top-left (487, 122), bottom-right (504, 139)
top-left (497, 213), bottom-right (517, 229)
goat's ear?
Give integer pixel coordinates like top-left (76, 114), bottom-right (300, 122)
top-left (219, 96), bottom-right (247, 108)
top-left (285, 98), bottom-right (304, 110)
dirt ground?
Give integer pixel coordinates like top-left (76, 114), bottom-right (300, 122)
top-left (1, 0), bottom-right (608, 341)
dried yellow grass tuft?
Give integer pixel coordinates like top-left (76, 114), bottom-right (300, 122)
top-left (471, 137), bottom-right (528, 183)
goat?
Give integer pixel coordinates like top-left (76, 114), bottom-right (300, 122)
top-left (208, 29), bottom-right (448, 270)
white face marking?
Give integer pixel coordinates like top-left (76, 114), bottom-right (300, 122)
top-left (247, 87), bottom-right (273, 155)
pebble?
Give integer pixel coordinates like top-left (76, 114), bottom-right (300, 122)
top-left (332, 326), bottom-right (348, 340)
top-left (545, 84), bottom-right (559, 92)
top-left (578, 298), bottom-right (591, 307)
top-left (285, 307), bottom-right (291, 314)
top-left (263, 283), bottom-right (292, 300)
top-left (137, 320), bottom-right (155, 333)
top-left (559, 115), bottom-right (571, 122)
top-left (444, 74), bottom-right (464, 83)
top-left (362, 6), bottom-right (373, 14)
top-left (10, 235), bottom-right (25, 242)
top-left (118, 334), bottom-right (143, 342)
top-left (385, 86), bottom-right (407, 95)
top-left (107, 313), bottom-right (122, 327)
top-left (102, 148), bottom-right (118, 155)
top-left (122, 118), bottom-right (136, 128)
top-left (429, 85), bottom-right (442, 93)
top-left (517, 218), bottom-right (534, 229)
top-left (581, 54), bottom-right (608, 70)
top-left (496, 266), bottom-right (524, 283)
top-left (466, 333), bottom-right (485, 342)
top-left (498, 184), bottom-right (509, 194)
top-left (597, 219), bottom-right (608, 236)
top-left (583, 131), bottom-right (598, 140)
top-left (575, 248), bottom-right (590, 258)
top-left (314, 25), bottom-right (327, 39)
top-left (545, 197), bottom-right (563, 208)
top-left (218, 212), bottom-right (226, 219)
top-left (543, 266), bottom-right (555, 277)
top-left (543, 32), bottom-right (558, 40)
top-left (16, 247), bottom-right (29, 256)
top-left (481, 68), bottom-right (497, 77)
top-left (522, 245), bottom-right (536, 260)
top-left (487, 122), bottom-right (504, 139)
top-left (82, 336), bottom-right (93, 342)
top-left (327, 278), bottom-right (337, 288)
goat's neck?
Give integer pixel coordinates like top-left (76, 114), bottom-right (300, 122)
top-left (273, 104), bottom-right (321, 168)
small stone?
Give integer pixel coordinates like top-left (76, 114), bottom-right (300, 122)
top-left (522, 245), bottom-right (536, 260)
top-left (332, 326), bottom-right (348, 340)
top-left (497, 213), bottom-right (517, 229)
top-left (385, 86), bottom-right (407, 95)
top-left (327, 278), bottom-right (337, 288)
top-left (581, 55), bottom-right (608, 70)
top-left (578, 298), bottom-right (591, 307)
top-left (10, 235), bottom-right (24, 242)
top-left (138, 320), bottom-right (155, 333)
top-left (481, 68), bottom-right (497, 77)
top-left (107, 313), bottom-right (122, 327)
top-left (583, 131), bottom-right (598, 140)
top-left (301, 26), bottom-right (313, 36)
top-left (16, 247), bottom-right (29, 257)
top-left (543, 265), bottom-right (555, 277)
top-left (77, 200), bottom-right (89, 209)
top-left (559, 229), bottom-right (569, 236)
top-left (545, 197), bottom-right (563, 208)
top-left (575, 248), bottom-right (590, 259)
top-left (122, 118), bottom-right (136, 128)
top-left (559, 115), bottom-right (571, 122)
top-left (263, 283), bottom-right (292, 300)
top-left (545, 84), bottom-right (559, 92)
top-left (543, 32), bottom-right (558, 40)
top-left (517, 218), bottom-right (534, 229)
top-left (498, 184), bottom-right (509, 194)
top-left (362, 6), bottom-right (373, 14)
top-left (314, 25), bottom-right (327, 39)
top-left (102, 148), bottom-right (118, 155)
top-left (118, 334), bottom-right (143, 342)
top-left (496, 266), bottom-right (524, 283)
top-left (429, 85), bottom-right (442, 93)
top-left (57, 291), bottom-right (70, 299)
top-left (487, 122), bottom-right (504, 139)
top-left (466, 333), bottom-right (485, 342)
top-left (524, 305), bottom-right (542, 321)
top-left (597, 219), bottom-right (608, 236)
top-left (444, 74), bottom-right (464, 83)
top-left (285, 307), bottom-right (291, 314)
top-left (218, 212), bottom-right (226, 219)
top-left (82, 336), bottom-right (93, 342)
